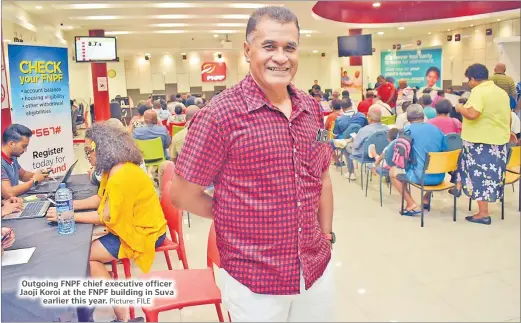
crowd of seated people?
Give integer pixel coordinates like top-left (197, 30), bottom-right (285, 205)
top-left (325, 62), bottom-right (518, 225)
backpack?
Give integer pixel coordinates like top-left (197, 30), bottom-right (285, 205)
top-left (392, 131), bottom-right (414, 169)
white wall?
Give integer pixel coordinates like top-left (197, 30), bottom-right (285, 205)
top-left (498, 40), bottom-right (521, 83)
top-left (64, 18), bottom-right (521, 100)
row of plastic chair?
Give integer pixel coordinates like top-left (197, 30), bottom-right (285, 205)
top-left (111, 162), bottom-right (226, 322)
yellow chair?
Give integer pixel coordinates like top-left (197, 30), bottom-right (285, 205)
top-left (398, 149), bottom-right (461, 227)
top-left (172, 125), bottom-right (185, 137)
top-left (381, 115), bottom-right (397, 125)
top-left (135, 137), bottom-right (166, 167)
top-left (505, 146), bottom-right (520, 215)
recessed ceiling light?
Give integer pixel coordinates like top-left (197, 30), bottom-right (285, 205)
top-left (428, 32), bottom-right (432, 35)
top-left (497, 19), bottom-right (501, 21)
top-left (448, 29), bottom-right (451, 31)
top-left (398, 27), bottom-right (405, 30)
top-left (470, 24), bottom-right (474, 27)
top-left (213, 34), bottom-right (219, 38)
top-left (74, 15), bottom-right (121, 20)
top-left (35, 5), bottom-right (42, 9)
top-left (373, 2), bottom-right (381, 7)
top-left (387, 49), bottom-right (391, 51)
top-left (312, 50), bottom-right (318, 53)
top-left (377, 31), bottom-right (384, 35)
top-left (306, 34), bottom-right (311, 37)
top-left (105, 31), bottom-right (131, 35)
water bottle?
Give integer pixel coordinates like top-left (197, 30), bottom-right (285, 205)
top-left (56, 183), bottom-right (75, 234)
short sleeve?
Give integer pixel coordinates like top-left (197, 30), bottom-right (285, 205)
top-left (465, 91), bottom-right (484, 113)
top-left (174, 108), bottom-right (226, 187)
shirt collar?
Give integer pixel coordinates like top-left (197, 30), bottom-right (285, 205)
top-left (1, 151), bottom-right (13, 164)
top-left (472, 80), bottom-right (494, 91)
top-left (241, 73), bottom-right (308, 113)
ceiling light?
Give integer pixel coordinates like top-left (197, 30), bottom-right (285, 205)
top-left (35, 5), bottom-right (42, 9)
top-left (372, 2), bottom-right (381, 7)
top-left (105, 31), bottom-right (131, 35)
top-left (153, 15), bottom-right (195, 19)
top-left (154, 3), bottom-right (194, 8)
top-left (74, 15), bottom-right (120, 20)
top-left (155, 30), bottom-right (186, 34)
top-left (497, 19), bottom-right (501, 21)
top-left (211, 30), bottom-right (241, 34)
top-left (470, 24), bottom-right (474, 27)
top-left (218, 14), bottom-right (250, 19)
top-left (387, 49), bottom-right (391, 51)
top-left (301, 30), bottom-right (313, 34)
top-left (428, 32), bottom-right (432, 35)
top-left (229, 3), bottom-right (275, 8)
top-left (216, 23), bottom-right (246, 27)
top-left (312, 50), bottom-right (318, 53)
top-left (448, 29), bottom-right (451, 31)
top-left (398, 27), bottom-right (405, 30)
top-left (377, 31), bottom-right (384, 35)
top-left (150, 23), bottom-right (188, 28)
top-left (306, 34), bottom-right (311, 37)
top-left (214, 34), bottom-right (219, 38)
top-left (55, 3), bottom-right (113, 9)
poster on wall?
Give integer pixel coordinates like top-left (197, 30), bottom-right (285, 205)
top-left (340, 66), bottom-right (363, 103)
top-left (1, 43), bottom-right (12, 134)
top-left (380, 48), bottom-right (442, 90)
top-left (7, 44), bottom-right (74, 176)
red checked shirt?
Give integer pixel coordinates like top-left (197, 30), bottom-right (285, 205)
top-left (175, 74), bottom-right (333, 295)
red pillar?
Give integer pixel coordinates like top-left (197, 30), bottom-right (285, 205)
top-left (89, 29), bottom-right (110, 122)
top-left (349, 29), bottom-right (363, 66)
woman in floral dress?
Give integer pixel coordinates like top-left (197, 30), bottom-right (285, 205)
top-left (455, 64), bottom-right (511, 225)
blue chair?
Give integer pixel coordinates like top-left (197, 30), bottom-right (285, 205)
top-left (446, 133), bottom-right (462, 151)
top-left (366, 142), bottom-right (395, 206)
top-left (350, 130), bottom-right (389, 190)
top-left (335, 124), bottom-right (362, 174)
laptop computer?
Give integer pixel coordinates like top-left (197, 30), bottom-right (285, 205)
top-left (27, 160), bottom-right (78, 194)
top-left (2, 200), bottom-right (50, 220)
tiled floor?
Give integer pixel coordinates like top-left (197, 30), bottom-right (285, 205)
top-left (73, 144), bottom-right (521, 322)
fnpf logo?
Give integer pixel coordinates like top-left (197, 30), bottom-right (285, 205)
top-left (201, 62), bottom-right (226, 82)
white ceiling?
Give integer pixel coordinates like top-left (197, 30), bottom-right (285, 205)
top-left (5, 1), bottom-right (521, 55)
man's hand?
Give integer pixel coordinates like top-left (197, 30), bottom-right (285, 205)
top-left (32, 171), bottom-right (49, 183)
top-left (2, 201), bottom-right (23, 217)
top-left (46, 207), bottom-right (58, 222)
top-left (455, 103), bottom-right (464, 113)
top-left (1, 227), bottom-right (15, 249)
top-left (8, 196), bottom-right (23, 204)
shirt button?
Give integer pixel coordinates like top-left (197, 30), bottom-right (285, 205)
top-left (298, 227), bottom-right (302, 232)
top-left (293, 146), bottom-right (297, 153)
top-left (297, 201), bottom-right (301, 207)
top-left (289, 122), bottom-right (292, 127)
top-left (295, 173), bottom-right (298, 178)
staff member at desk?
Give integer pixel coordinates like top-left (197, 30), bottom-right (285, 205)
top-left (46, 123), bottom-right (165, 323)
top-left (1, 124), bottom-right (49, 198)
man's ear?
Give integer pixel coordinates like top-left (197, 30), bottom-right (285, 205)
top-left (243, 41), bottom-right (251, 63)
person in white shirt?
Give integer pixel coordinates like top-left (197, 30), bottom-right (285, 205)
top-left (396, 102), bottom-right (428, 129)
top-left (370, 96), bottom-right (393, 117)
top-left (396, 79), bottom-right (414, 114)
top-left (511, 110), bottom-right (521, 139)
top-left (153, 100), bottom-right (170, 121)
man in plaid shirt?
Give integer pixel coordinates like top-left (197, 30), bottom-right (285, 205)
top-left (171, 6), bottom-right (335, 321)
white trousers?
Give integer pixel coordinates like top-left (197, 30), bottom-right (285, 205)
top-left (217, 262), bottom-right (335, 322)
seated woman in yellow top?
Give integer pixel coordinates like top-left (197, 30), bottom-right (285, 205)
top-left (47, 122), bottom-right (166, 322)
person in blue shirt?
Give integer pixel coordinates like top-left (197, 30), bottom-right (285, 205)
top-left (332, 99), bottom-right (368, 140)
top-left (132, 110), bottom-right (171, 160)
top-left (420, 94), bottom-right (437, 119)
top-left (389, 104), bottom-right (447, 216)
top-left (343, 106), bottom-right (388, 180)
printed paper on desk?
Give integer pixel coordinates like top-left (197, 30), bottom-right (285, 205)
top-left (2, 247), bottom-right (36, 266)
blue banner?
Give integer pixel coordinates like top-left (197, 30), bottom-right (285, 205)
top-left (381, 48), bottom-right (443, 89)
top-left (7, 44), bottom-right (74, 175)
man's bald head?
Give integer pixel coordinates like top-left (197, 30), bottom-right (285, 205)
top-left (185, 105), bottom-right (200, 122)
top-left (494, 63), bottom-right (506, 74)
top-left (153, 99), bottom-right (162, 110)
top-left (144, 109), bottom-right (158, 125)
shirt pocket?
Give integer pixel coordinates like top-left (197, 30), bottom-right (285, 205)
top-left (303, 140), bottom-right (329, 179)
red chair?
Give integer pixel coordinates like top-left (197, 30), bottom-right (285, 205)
top-left (161, 162), bottom-right (175, 193)
top-left (161, 119), bottom-right (168, 127)
top-left (111, 184), bottom-right (189, 277)
top-left (139, 222), bottom-right (225, 322)
top-left (323, 111), bottom-right (332, 117)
